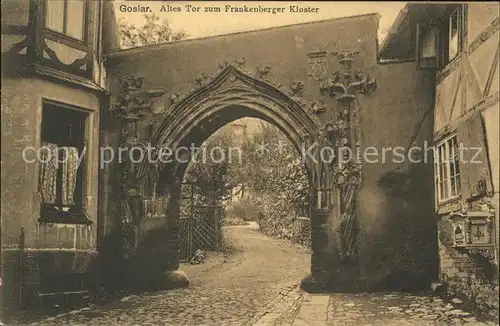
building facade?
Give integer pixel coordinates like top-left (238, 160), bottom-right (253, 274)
top-left (381, 2), bottom-right (499, 317)
top-left (1, 0), bottom-right (119, 321)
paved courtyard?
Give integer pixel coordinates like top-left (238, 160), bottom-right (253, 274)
top-left (32, 223), bottom-right (497, 325)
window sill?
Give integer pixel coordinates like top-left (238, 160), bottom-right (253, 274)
top-left (377, 57), bottom-right (415, 65)
top-left (437, 195), bottom-right (461, 206)
top-left (452, 243), bottom-right (496, 250)
top-left (436, 196), bottom-right (462, 215)
top-left (39, 205), bottom-right (92, 225)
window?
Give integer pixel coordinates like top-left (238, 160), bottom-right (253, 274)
top-left (45, 0), bottom-right (86, 41)
top-left (421, 5), bottom-right (464, 70)
top-left (416, 24), bottom-right (438, 69)
top-left (435, 135), bottom-right (461, 203)
top-left (39, 102), bottom-right (90, 224)
top-left (448, 8), bottom-right (460, 62)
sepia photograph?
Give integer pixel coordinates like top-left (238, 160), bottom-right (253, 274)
top-left (1, 1), bottom-right (499, 325)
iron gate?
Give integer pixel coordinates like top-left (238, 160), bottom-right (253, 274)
top-left (178, 182), bottom-right (223, 262)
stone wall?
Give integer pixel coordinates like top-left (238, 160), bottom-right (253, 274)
top-left (104, 12), bottom-right (440, 291)
top-left (437, 217), bottom-right (499, 320)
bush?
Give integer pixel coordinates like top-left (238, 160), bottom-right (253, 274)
top-left (225, 197), bottom-right (262, 221)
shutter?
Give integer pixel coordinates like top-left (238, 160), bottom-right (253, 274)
top-left (456, 112), bottom-right (493, 200)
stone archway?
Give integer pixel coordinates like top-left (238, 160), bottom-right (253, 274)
top-left (112, 64), bottom-right (343, 292)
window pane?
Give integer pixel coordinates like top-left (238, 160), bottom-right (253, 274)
top-left (449, 10), bottom-right (459, 61)
top-left (421, 28), bottom-right (436, 59)
top-left (451, 177), bottom-right (457, 196)
top-left (66, 0), bottom-right (85, 40)
top-left (448, 138), bottom-right (455, 158)
top-left (46, 0), bottom-right (64, 33)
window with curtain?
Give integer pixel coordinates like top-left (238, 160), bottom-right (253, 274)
top-left (45, 0), bottom-right (86, 41)
top-left (39, 102), bottom-right (90, 224)
top-left (435, 134), bottom-right (461, 203)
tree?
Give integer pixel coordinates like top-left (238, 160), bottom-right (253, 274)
top-left (118, 14), bottom-right (188, 49)
top-left (234, 121), bottom-right (310, 217)
top-left (183, 133), bottom-right (235, 206)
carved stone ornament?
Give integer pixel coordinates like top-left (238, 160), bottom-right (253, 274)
top-left (256, 64), bottom-right (272, 78)
top-left (468, 178), bottom-right (490, 199)
top-left (331, 50), bottom-right (359, 64)
top-left (320, 51), bottom-right (376, 104)
top-left (110, 76), bottom-right (165, 121)
top-left (333, 163), bottom-right (362, 186)
top-left (289, 80), bottom-right (304, 96)
top-left (309, 101), bottom-right (327, 115)
top-left (170, 92), bottom-right (181, 105)
top-left (195, 72), bottom-right (209, 85)
top-left (216, 60), bottom-right (230, 73)
top-left (307, 51), bottom-right (328, 81)
top-left (235, 57), bottom-right (246, 67)
top-left (448, 212), bottom-right (495, 248)
top-left (167, 64), bottom-right (321, 135)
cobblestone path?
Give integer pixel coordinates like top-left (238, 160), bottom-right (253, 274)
top-left (325, 292), bottom-right (497, 326)
top-left (33, 223), bottom-right (310, 325)
top-left (32, 223), bottom-right (497, 325)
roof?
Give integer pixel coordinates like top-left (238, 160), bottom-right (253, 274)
top-left (379, 3), bottom-right (449, 60)
top-left (379, 4), bottom-right (410, 56)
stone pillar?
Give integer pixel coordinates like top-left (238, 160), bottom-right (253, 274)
top-left (301, 210), bottom-right (332, 292)
top-left (106, 76), bottom-right (189, 292)
top-left (300, 151), bottom-right (340, 292)
top-left (301, 50), bottom-right (376, 292)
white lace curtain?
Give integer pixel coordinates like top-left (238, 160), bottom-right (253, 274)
top-left (39, 142), bottom-right (79, 206)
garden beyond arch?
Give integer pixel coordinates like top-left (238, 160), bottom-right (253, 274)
top-left (129, 65), bottom-right (339, 292)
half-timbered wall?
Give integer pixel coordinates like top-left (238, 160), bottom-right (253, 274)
top-left (1, 0), bottom-right (106, 89)
top-left (433, 3), bottom-right (499, 318)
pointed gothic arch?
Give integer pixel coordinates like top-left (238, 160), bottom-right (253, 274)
top-left (119, 64), bottom-right (339, 293)
top-left (137, 64), bottom-right (325, 198)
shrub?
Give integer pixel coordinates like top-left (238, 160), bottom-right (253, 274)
top-left (225, 197), bottom-right (263, 221)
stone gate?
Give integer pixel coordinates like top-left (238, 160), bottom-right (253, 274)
top-left (99, 14), bottom-right (438, 292)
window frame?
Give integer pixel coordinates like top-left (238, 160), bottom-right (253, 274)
top-left (44, 0), bottom-right (88, 44)
top-left (416, 23), bottom-right (439, 70)
top-left (435, 134), bottom-right (462, 204)
top-left (38, 100), bottom-right (92, 225)
top-left (447, 7), bottom-right (461, 63)
top-left (434, 5), bottom-right (464, 70)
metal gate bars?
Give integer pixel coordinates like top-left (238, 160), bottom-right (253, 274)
top-left (178, 182), bottom-right (223, 262)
